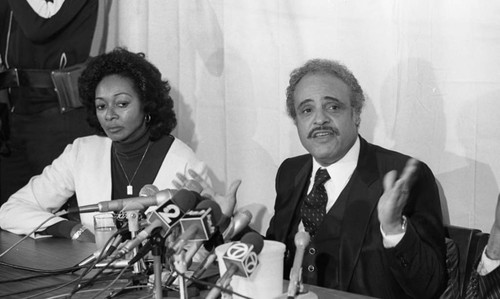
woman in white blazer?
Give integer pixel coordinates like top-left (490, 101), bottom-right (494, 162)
top-left (0, 48), bottom-right (209, 242)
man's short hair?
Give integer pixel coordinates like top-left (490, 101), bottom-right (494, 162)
top-left (285, 59), bottom-right (365, 120)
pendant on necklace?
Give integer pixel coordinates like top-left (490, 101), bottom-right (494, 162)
top-left (127, 185), bottom-right (133, 195)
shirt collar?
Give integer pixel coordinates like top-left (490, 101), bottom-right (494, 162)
top-left (311, 135), bottom-right (360, 182)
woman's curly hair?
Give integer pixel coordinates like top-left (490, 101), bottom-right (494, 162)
top-left (78, 47), bottom-right (177, 140)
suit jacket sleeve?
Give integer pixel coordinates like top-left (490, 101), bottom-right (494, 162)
top-left (265, 161), bottom-right (283, 240)
top-left (465, 246), bottom-right (500, 299)
top-left (383, 162), bottom-right (447, 298)
top-left (265, 156), bottom-right (303, 242)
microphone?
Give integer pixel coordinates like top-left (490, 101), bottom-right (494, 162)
top-left (179, 199), bottom-right (222, 240)
top-left (68, 180), bottom-right (203, 214)
top-left (190, 210), bottom-right (253, 281)
top-left (95, 259), bottom-right (131, 269)
top-left (68, 189), bottom-right (175, 213)
top-left (147, 189), bottom-right (202, 236)
top-left (127, 227), bottom-right (162, 265)
top-left (139, 184), bottom-right (160, 197)
top-left (222, 210), bottom-right (253, 241)
top-left (287, 231), bottom-right (311, 298)
top-left (164, 201), bottom-right (224, 287)
top-left (167, 200), bottom-right (222, 255)
top-left (127, 188), bottom-right (205, 264)
top-left (182, 227), bottom-right (224, 267)
top-left (206, 232), bottom-right (264, 299)
top-left (77, 219), bottom-right (149, 267)
top-left (191, 252), bottom-right (217, 279)
top-left (116, 189), bottom-right (198, 257)
top-left (221, 232), bottom-right (263, 278)
top-left (78, 234), bottom-right (123, 267)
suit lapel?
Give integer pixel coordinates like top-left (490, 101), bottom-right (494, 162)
top-left (282, 158), bottom-right (312, 238)
top-left (338, 137), bottom-right (383, 290)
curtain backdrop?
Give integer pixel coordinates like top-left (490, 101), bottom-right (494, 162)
top-left (104, 0), bottom-right (500, 234)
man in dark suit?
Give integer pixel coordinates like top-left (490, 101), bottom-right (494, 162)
top-left (266, 58), bottom-right (447, 299)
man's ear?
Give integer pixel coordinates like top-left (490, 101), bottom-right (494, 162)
top-left (354, 111), bottom-right (361, 127)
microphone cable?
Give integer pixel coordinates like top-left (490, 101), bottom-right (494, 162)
top-left (0, 214), bottom-right (58, 258)
top-left (8, 270), bottom-right (122, 299)
top-left (167, 262), bottom-right (253, 299)
top-left (89, 263), bottom-right (132, 299)
top-left (40, 284), bottom-right (147, 299)
top-left (68, 228), bottom-right (125, 297)
top-left (1, 276), bottom-right (90, 298)
top-left (23, 225), bottom-right (132, 299)
top-left (0, 214), bottom-right (88, 277)
top-left (0, 262), bottom-right (82, 280)
top-left (71, 253), bottom-right (125, 296)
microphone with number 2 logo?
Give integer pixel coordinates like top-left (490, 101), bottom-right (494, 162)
top-left (116, 189), bottom-right (198, 258)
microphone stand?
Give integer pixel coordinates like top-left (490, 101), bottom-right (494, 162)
top-left (164, 240), bottom-right (203, 287)
top-left (220, 275), bottom-right (234, 299)
top-left (150, 231), bottom-right (166, 299)
top-left (173, 250), bottom-right (188, 299)
top-left (126, 210), bottom-right (146, 274)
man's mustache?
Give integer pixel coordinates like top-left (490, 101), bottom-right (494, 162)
top-left (307, 126), bottom-right (338, 138)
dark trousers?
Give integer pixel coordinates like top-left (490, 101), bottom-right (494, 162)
top-left (0, 107), bottom-right (93, 206)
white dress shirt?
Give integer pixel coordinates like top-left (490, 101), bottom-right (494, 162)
top-left (299, 136), bottom-right (404, 247)
top-left (478, 247), bottom-right (500, 276)
top-left (308, 137), bottom-right (360, 212)
top-left (298, 137), bottom-right (359, 232)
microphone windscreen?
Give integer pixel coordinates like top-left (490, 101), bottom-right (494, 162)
top-left (227, 210), bottom-right (253, 241)
top-left (190, 191), bottom-right (204, 205)
top-left (196, 199), bottom-right (223, 226)
top-left (238, 210), bottom-right (253, 222)
top-left (139, 184), bottom-right (159, 197)
top-left (294, 231), bottom-right (311, 248)
top-left (171, 189), bottom-right (198, 212)
top-left (240, 232), bottom-right (264, 255)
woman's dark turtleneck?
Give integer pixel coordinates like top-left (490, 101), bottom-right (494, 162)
top-left (112, 129), bottom-right (150, 157)
top-left (111, 131), bottom-right (174, 200)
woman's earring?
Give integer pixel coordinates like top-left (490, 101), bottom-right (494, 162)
top-left (145, 114), bottom-right (151, 123)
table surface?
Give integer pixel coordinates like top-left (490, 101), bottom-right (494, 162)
top-left (0, 229), bottom-right (377, 299)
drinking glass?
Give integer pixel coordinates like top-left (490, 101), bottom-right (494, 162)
top-left (93, 213), bottom-right (117, 250)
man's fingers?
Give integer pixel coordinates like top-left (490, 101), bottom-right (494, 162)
top-left (172, 180), bottom-right (183, 190)
top-left (187, 169), bottom-right (203, 181)
top-left (383, 170), bottom-right (397, 192)
top-left (176, 173), bottom-right (188, 184)
top-left (495, 193), bottom-right (500, 226)
top-left (496, 193), bottom-right (500, 213)
top-left (399, 158), bottom-right (419, 189)
top-left (227, 180), bottom-right (242, 197)
top-left (188, 169), bottom-right (211, 189)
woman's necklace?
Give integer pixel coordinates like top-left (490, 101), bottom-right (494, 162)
top-left (114, 141), bottom-right (152, 195)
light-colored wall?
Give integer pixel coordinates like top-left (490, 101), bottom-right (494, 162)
top-left (105, 0), bottom-right (500, 234)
